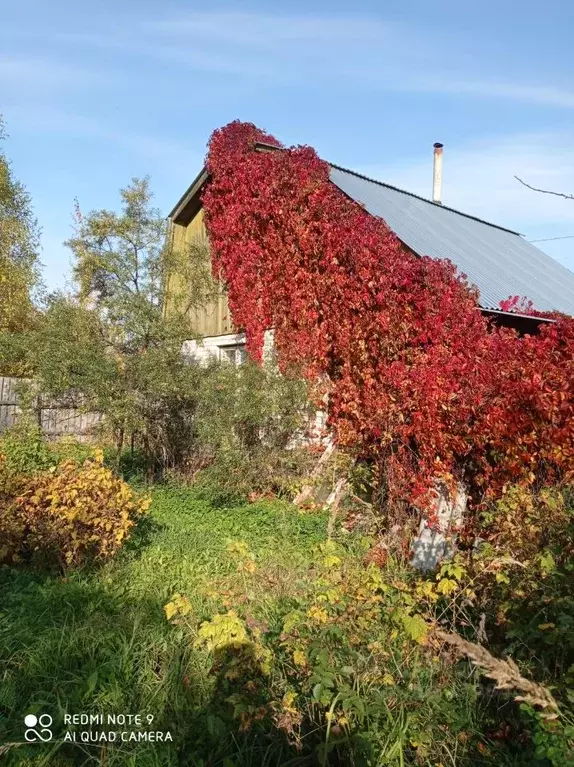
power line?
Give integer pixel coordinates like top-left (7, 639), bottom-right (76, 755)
top-left (528, 235), bottom-right (574, 243)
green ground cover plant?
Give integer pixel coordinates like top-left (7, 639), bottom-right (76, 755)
top-left (2, 480), bottom-right (571, 766)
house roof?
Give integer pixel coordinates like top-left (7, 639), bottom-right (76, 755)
top-left (329, 164), bottom-right (574, 317)
top-left (169, 167), bottom-right (209, 225)
top-left (169, 143), bottom-right (574, 318)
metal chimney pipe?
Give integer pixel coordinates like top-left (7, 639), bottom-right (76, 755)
top-left (432, 142), bottom-right (444, 204)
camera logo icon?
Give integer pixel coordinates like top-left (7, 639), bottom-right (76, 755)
top-left (24, 713), bottom-right (53, 742)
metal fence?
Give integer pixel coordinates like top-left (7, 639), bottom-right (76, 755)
top-left (0, 377), bottom-right (102, 440)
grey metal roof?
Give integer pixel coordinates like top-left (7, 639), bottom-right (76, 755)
top-left (329, 164), bottom-right (574, 316)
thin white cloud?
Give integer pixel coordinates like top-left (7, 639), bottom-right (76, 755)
top-left (415, 78), bottom-right (574, 109)
top-left (4, 105), bottom-right (202, 171)
top-left (144, 12), bottom-right (399, 46)
top-left (0, 54), bottom-right (109, 89)
top-left (357, 133), bottom-right (574, 226)
top-left (53, 11), bottom-right (574, 108)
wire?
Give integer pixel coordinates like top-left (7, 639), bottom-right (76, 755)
top-left (528, 235), bottom-right (574, 243)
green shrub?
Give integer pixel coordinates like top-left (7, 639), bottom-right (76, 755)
top-left (188, 358), bottom-right (316, 504)
top-left (0, 420), bottom-right (53, 480)
top-left (162, 492), bottom-right (574, 765)
top-left (405, 484), bottom-right (574, 765)
top-left (415, 486), bottom-right (574, 692)
top-left (48, 435), bottom-right (98, 465)
top-left (165, 539), bottom-right (491, 764)
top-left (192, 444), bottom-right (316, 506)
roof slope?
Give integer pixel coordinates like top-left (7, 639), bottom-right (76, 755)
top-left (330, 165), bottom-right (574, 316)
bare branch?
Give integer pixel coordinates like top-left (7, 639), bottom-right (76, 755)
top-left (515, 176), bottom-right (574, 201)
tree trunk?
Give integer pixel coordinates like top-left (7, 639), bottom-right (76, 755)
top-left (410, 482), bottom-right (467, 571)
top-left (293, 438), bottom-right (335, 506)
top-left (326, 477), bottom-right (348, 539)
top-left (115, 426), bottom-right (125, 470)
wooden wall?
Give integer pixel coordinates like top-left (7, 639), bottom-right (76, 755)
top-left (166, 208), bottom-right (234, 337)
top-left (0, 377), bottom-right (102, 440)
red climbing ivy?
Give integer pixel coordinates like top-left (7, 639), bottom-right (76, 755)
top-left (499, 294), bottom-right (569, 320)
top-left (499, 295), bottom-right (536, 314)
top-left (202, 121), bottom-right (574, 520)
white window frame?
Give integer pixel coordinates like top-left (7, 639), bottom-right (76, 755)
top-left (218, 342), bottom-right (247, 366)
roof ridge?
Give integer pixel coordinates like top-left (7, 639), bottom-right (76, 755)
top-left (254, 141), bottom-right (522, 237)
top-left (328, 161), bottom-right (522, 236)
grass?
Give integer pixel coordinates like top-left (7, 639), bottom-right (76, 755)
top-left (0, 486), bottom-right (330, 766)
top-left (0, 484), bottom-right (559, 766)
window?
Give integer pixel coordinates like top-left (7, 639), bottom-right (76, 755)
top-left (219, 344), bottom-right (247, 366)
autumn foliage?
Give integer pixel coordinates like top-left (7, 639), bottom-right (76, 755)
top-left (0, 451), bottom-right (149, 569)
top-left (202, 121), bottom-right (574, 521)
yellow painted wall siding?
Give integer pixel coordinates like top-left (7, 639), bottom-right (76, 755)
top-left (166, 208), bottom-right (233, 336)
top-left (184, 207), bottom-right (207, 244)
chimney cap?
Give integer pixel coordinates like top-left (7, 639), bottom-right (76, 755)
top-left (433, 142), bottom-right (444, 149)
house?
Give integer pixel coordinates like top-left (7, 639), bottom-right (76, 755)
top-left (167, 138), bottom-right (574, 363)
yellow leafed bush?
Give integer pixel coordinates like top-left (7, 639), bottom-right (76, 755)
top-left (0, 450), bottom-right (150, 569)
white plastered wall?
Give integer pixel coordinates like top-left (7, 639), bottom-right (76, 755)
top-left (182, 332), bottom-right (246, 364)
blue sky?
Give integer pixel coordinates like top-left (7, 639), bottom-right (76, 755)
top-left (2, 0), bottom-right (574, 291)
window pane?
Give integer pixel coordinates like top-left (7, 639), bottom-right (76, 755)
top-left (219, 344), bottom-right (247, 365)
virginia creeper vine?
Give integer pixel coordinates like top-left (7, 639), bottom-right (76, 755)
top-left (202, 121), bottom-right (574, 522)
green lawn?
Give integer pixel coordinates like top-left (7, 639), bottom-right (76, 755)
top-left (0, 487), bottom-right (329, 766)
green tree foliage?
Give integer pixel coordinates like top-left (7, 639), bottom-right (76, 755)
top-left (0, 117), bottom-right (41, 372)
top-left (24, 178), bottom-right (213, 468)
top-left (0, 119), bottom-right (39, 271)
top-left (70, 177), bottom-right (167, 318)
top-left (69, 176), bottom-right (216, 328)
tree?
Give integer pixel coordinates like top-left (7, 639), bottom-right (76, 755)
top-left (0, 117), bottom-right (41, 372)
top-left (28, 177), bottom-right (216, 469)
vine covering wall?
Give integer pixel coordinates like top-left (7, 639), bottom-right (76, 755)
top-left (202, 121), bottom-right (574, 525)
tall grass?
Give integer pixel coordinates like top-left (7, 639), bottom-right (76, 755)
top-left (0, 486), bottom-right (560, 765)
top-left (0, 488), bottom-right (328, 766)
